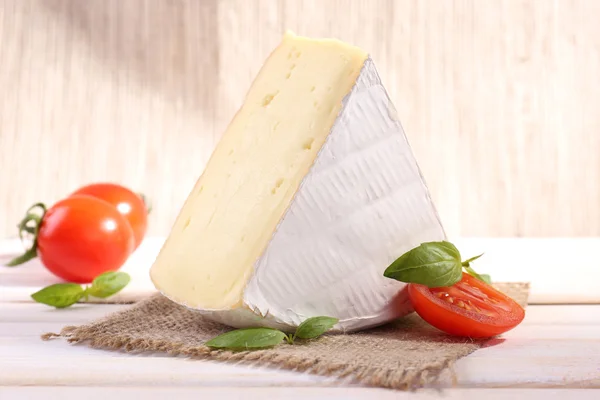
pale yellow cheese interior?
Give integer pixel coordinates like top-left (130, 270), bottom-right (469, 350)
top-left (150, 32), bottom-right (368, 309)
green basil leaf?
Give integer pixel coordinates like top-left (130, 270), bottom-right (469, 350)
top-left (86, 271), bottom-right (131, 298)
top-left (462, 253), bottom-right (484, 266)
top-left (383, 241), bottom-right (463, 288)
top-left (31, 283), bottom-right (85, 308)
top-left (464, 265), bottom-right (492, 284)
top-left (295, 316), bottom-right (338, 339)
top-left (435, 241), bottom-right (462, 259)
top-left (205, 328), bottom-right (286, 350)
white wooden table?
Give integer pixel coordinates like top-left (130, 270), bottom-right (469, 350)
top-left (1, 238), bottom-right (599, 399)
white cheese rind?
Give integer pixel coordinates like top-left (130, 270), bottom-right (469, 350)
top-left (216, 58), bottom-right (446, 332)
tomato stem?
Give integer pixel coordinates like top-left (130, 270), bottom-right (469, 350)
top-left (6, 203), bottom-right (47, 267)
top-left (21, 225), bottom-right (36, 235)
top-left (6, 247), bottom-right (38, 266)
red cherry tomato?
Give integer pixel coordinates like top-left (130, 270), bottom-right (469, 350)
top-left (37, 196), bottom-right (135, 283)
top-left (71, 183), bottom-right (148, 249)
top-left (408, 272), bottom-right (525, 338)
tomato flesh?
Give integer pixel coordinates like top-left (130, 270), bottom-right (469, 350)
top-left (408, 273), bottom-right (525, 338)
top-left (37, 196), bottom-right (135, 283)
top-left (71, 183), bottom-right (148, 249)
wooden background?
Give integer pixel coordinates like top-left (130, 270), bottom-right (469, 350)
top-left (1, 0), bottom-right (599, 238)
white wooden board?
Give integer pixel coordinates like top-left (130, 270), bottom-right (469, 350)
top-left (1, 303), bottom-right (599, 390)
top-left (2, 237), bottom-right (600, 398)
top-left (2, 237), bottom-right (600, 304)
top-left (4, 387), bottom-right (600, 400)
top-left (1, 387), bottom-right (600, 400)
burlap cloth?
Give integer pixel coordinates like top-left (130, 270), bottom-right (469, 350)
top-left (44, 282), bottom-right (529, 390)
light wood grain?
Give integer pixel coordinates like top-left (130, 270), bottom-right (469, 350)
top-left (1, 0), bottom-right (599, 238)
top-left (3, 237), bottom-right (600, 304)
top-left (2, 252), bottom-right (600, 393)
top-left (2, 388), bottom-right (598, 400)
top-left (1, 303), bottom-right (599, 389)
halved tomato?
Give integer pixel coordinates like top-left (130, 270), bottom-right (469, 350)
top-left (408, 272), bottom-right (525, 338)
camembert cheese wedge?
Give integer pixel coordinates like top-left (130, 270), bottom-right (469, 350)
top-left (150, 32), bottom-right (446, 332)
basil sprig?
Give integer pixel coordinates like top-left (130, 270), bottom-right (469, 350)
top-left (461, 254), bottom-right (491, 284)
top-left (86, 271), bottom-right (131, 298)
top-left (205, 316), bottom-right (338, 350)
top-left (294, 316), bottom-right (338, 340)
top-left (31, 271), bottom-right (130, 308)
top-left (30, 283), bottom-right (86, 309)
top-left (383, 241), bottom-right (490, 287)
top-left (204, 328), bottom-right (286, 350)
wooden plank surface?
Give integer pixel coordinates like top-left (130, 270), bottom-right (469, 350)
top-left (1, 387), bottom-right (600, 400)
top-left (4, 237), bottom-right (600, 304)
top-left (1, 303), bottom-right (599, 389)
top-left (2, 0), bottom-right (600, 238)
top-left (3, 387), bottom-right (600, 400)
top-left (2, 237), bottom-right (600, 396)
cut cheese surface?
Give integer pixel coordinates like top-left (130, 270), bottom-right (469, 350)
top-left (150, 32), bottom-right (446, 332)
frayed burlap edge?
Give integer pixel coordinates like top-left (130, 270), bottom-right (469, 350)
top-left (42, 282), bottom-right (529, 390)
top-left (43, 323), bottom-right (466, 390)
